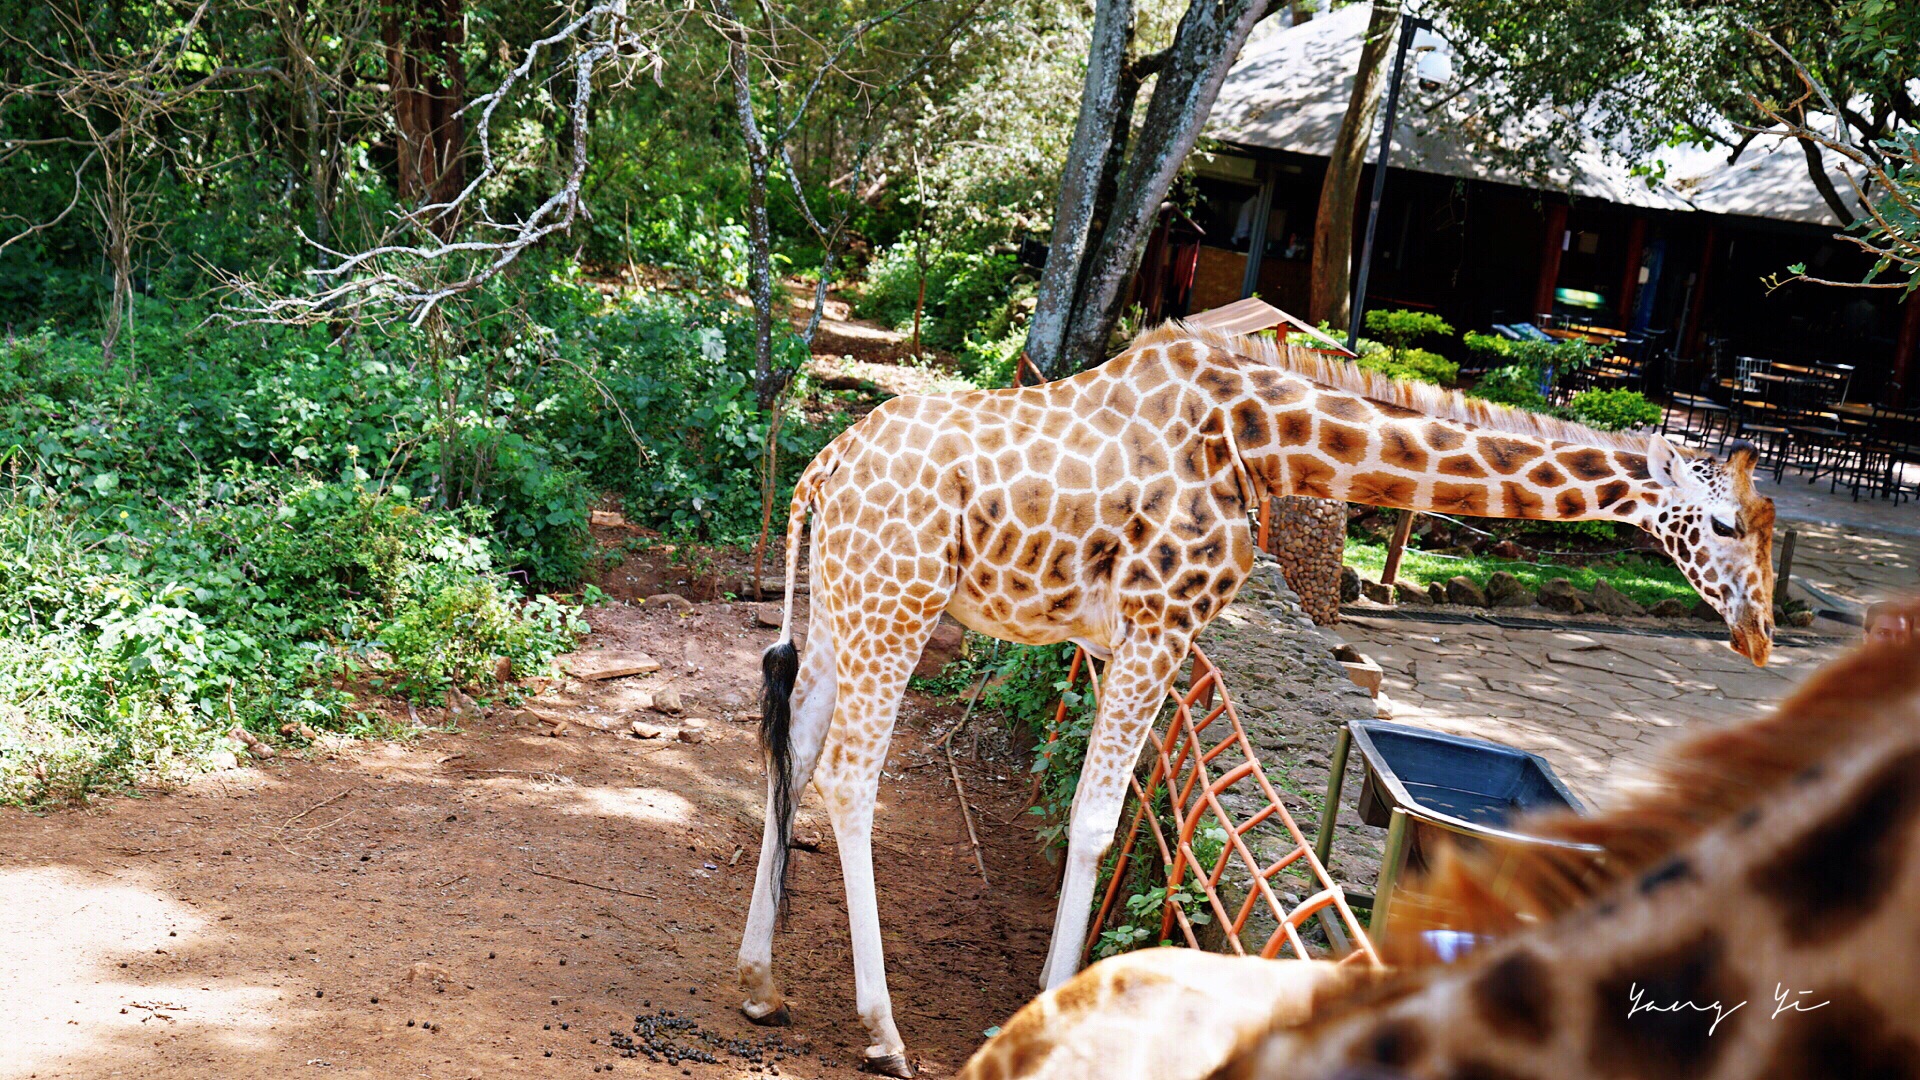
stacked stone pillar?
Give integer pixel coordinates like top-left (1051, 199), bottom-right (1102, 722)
top-left (1263, 496), bottom-right (1347, 625)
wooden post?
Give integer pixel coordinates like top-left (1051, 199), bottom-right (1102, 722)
top-left (1380, 508), bottom-right (1417, 586)
top-left (1532, 203), bottom-right (1568, 320)
top-left (1617, 217), bottom-right (1647, 327)
top-left (1892, 291), bottom-right (1920, 408)
top-left (1776, 527), bottom-right (1797, 606)
top-left (1681, 225), bottom-right (1718, 358)
top-left (1239, 170), bottom-right (1276, 300)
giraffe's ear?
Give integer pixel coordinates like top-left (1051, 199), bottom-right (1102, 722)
top-left (1724, 440), bottom-right (1760, 479)
top-left (1646, 435), bottom-right (1705, 497)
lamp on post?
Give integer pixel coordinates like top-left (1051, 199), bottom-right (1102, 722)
top-left (1345, 13), bottom-right (1435, 354)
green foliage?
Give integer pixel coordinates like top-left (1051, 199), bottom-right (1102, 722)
top-left (1359, 310), bottom-right (1459, 385)
top-left (1363, 308), bottom-right (1454, 352)
top-left (1564, 388), bottom-right (1662, 431)
top-left (980, 642), bottom-right (1096, 851)
top-left (1343, 536), bottom-right (1696, 609)
top-left (855, 241), bottom-right (1028, 353)
top-left (0, 475), bottom-right (586, 806)
top-left (957, 329), bottom-right (1028, 386)
top-left (1463, 331), bottom-right (1605, 412)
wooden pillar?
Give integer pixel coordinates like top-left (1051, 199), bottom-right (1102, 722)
top-left (1239, 171), bottom-right (1277, 300)
top-left (1380, 509), bottom-right (1416, 586)
top-left (1617, 217), bottom-right (1647, 327)
top-left (1532, 203), bottom-right (1568, 320)
top-left (1893, 291), bottom-right (1920, 407)
top-left (1682, 225), bottom-right (1718, 358)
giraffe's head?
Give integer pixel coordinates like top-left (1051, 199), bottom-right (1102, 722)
top-left (1643, 436), bottom-right (1776, 665)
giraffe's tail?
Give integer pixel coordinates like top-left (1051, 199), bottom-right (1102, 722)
top-left (759, 458), bottom-right (819, 913)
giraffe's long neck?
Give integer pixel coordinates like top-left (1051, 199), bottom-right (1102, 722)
top-left (1231, 380), bottom-right (1660, 527)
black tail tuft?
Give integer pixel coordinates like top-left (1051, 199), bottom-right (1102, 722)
top-left (760, 639), bottom-right (800, 913)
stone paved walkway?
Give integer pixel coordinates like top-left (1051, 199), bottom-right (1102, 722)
top-left (1757, 473), bottom-right (1920, 619)
top-left (1327, 616), bottom-right (1850, 807)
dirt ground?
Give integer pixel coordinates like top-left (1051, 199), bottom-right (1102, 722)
top-left (0, 599), bottom-right (1061, 1080)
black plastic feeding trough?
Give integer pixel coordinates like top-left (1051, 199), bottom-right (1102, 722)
top-left (1314, 719), bottom-right (1593, 933)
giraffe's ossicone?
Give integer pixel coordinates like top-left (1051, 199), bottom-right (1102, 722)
top-left (737, 323), bottom-right (1776, 1076)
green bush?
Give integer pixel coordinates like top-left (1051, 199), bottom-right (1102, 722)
top-left (1358, 309), bottom-right (1459, 385)
top-left (855, 240), bottom-right (1025, 353)
top-left (1463, 331), bottom-right (1604, 412)
top-left (1565, 388), bottom-right (1661, 431)
top-left (0, 475), bottom-right (586, 805)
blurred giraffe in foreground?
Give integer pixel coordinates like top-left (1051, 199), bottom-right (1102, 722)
top-left (963, 606), bottom-right (1920, 1080)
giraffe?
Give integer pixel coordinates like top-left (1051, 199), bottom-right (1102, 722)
top-left (738, 322), bottom-right (1777, 1076)
top-left (957, 622), bottom-right (1920, 1080)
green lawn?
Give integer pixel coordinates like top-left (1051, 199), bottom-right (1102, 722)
top-left (1343, 537), bottom-right (1700, 610)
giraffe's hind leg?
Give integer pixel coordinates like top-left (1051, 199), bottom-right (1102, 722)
top-left (738, 586), bottom-right (838, 1023)
top-left (813, 604), bottom-right (943, 1078)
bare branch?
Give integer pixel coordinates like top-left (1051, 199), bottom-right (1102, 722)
top-left (219, 0), bottom-right (673, 327)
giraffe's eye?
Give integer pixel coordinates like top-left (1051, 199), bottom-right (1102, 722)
top-left (1710, 517), bottom-right (1740, 539)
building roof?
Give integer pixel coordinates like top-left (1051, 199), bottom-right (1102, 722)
top-left (1205, 3), bottom-right (1858, 227)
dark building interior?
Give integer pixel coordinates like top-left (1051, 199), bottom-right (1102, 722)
top-left (1137, 147), bottom-right (1919, 406)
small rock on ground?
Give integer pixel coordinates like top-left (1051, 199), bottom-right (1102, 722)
top-left (1590, 579), bottom-right (1645, 617)
top-left (644, 593), bottom-right (694, 615)
top-left (1360, 579), bottom-right (1394, 604)
top-left (1649, 597), bottom-right (1691, 618)
top-left (1339, 565), bottom-right (1361, 603)
top-left (651, 688), bottom-right (684, 715)
top-left (1486, 570), bottom-right (1532, 608)
top-left (566, 653), bottom-right (662, 680)
top-left (1394, 581), bottom-right (1433, 605)
top-left (1446, 575), bottom-right (1489, 607)
top-left (1538, 577), bottom-right (1586, 615)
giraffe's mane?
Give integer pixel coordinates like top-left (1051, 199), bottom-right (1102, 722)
top-left (1130, 321), bottom-right (1657, 456)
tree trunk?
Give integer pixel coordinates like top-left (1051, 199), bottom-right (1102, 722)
top-left (1024, 0), bottom-right (1138, 377)
top-left (384, 0), bottom-right (466, 237)
top-left (718, 10), bottom-right (781, 411)
top-left (1051, 0), bottom-right (1271, 373)
top-left (1308, 0), bottom-right (1397, 328)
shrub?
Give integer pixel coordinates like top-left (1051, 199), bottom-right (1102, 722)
top-left (1358, 309), bottom-right (1459, 385)
top-left (1565, 388), bottom-right (1661, 431)
top-left (0, 475), bottom-right (586, 805)
top-left (855, 239), bottom-right (1025, 352)
top-left (1463, 331), bottom-right (1604, 411)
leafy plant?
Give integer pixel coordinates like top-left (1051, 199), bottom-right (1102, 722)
top-left (1359, 309), bottom-right (1459, 385)
top-left (856, 242), bottom-right (1026, 353)
top-left (1463, 331), bottom-right (1605, 411)
top-left (1564, 387), bottom-right (1661, 431)
top-left (0, 473), bottom-right (586, 805)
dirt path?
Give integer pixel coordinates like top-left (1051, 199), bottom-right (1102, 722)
top-left (1, 600), bottom-right (1058, 1080)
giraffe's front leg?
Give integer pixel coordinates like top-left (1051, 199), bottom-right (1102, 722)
top-left (1037, 628), bottom-right (1184, 991)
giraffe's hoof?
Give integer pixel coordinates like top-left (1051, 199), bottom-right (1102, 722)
top-left (861, 1052), bottom-right (915, 1078)
top-left (743, 1002), bottom-right (791, 1027)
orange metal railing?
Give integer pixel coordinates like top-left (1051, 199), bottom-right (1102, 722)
top-left (1069, 645), bottom-right (1379, 967)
